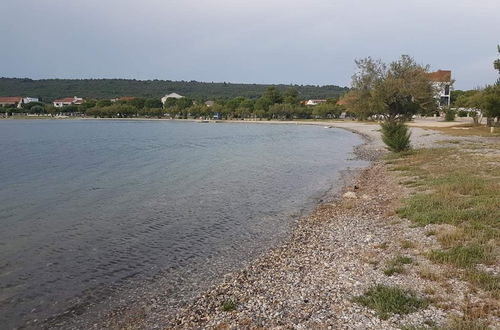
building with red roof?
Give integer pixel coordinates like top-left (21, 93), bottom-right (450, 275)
top-left (428, 70), bottom-right (452, 107)
top-left (53, 96), bottom-right (84, 108)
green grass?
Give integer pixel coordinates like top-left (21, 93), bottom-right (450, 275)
top-left (429, 245), bottom-right (492, 268)
top-left (354, 285), bottom-right (427, 320)
top-left (388, 145), bottom-right (499, 306)
top-left (466, 270), bottom-right (500, 298)
top-left (220, 299), bottom-right (237, 312)
top-left (383, 256), bottom-right (413, 276)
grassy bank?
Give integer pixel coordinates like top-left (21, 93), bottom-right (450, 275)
top-left (383, 138), bottom-right (499, 326)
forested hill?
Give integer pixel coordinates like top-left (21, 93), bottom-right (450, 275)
top-left (0, 78), bottom-right (349, 101)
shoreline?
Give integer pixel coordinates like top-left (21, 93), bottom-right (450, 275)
top-left (38, 122), bottom-right (375, 330)
top-left (17, 119), bottom-right (493, 329)
top-left (80, 122), bottom-right (492, 329)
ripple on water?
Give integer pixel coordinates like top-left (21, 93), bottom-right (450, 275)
top-left (0, 120), bottom-right (367, 329)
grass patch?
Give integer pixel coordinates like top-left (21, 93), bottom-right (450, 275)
top-left (429, 245), bottom-right (492, 268)
top-left (418, 267), bottom-right (441, 282)
top-left (389, 143), bottom-right (499, 317)
top-left (447, 316), bottom-right (490, 330)
top-left (401, 240), bottom-right (416, 249)
top-left (354, 285), bottom-right (427, 320)
top-left (220, 299), bottom-right (237, 312)
top-left (383, 256), bottom-right (413, 276)
top-left (466, 270), bottom-right (500, 298)
top-left (413, 124), bottom-right (500, 137)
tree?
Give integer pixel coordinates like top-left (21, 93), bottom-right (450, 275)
top-left (176, 97), bottom-right (193, 110)
top-left (263, 86), bottom-right (283, 104)
top-left (344, 55), bottom-right (437, 121)
top-left (96, 99), bottom-right (112, 107)
top-left (144, 98), bottom-right (162, 108)
top-left (494, 45), bottom-right (500, 83)
top-left (255, 96), bottom-right (272, 111)
top-left (482, 85), bottom-right (500, 126)
top-left (312, 103), bottom-right (342, 119)
top-left (130, 98), bottom-right (146, 109)
top-left (284, 87), bottom-right (299, 105)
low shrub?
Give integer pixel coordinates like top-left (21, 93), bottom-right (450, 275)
top-left (444, 108), bottom-right (456, 121)
top-left (380, 120), bottom-right (411, 152)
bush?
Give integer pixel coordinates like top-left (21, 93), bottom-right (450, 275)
top-left (354, 285), bottom-right (428, 320)
top-left (444, 108), bottom-right (456, 121)
top-left (457, 110), bottom-right (468, 117)
top-left (380, 120), bottom-right (411, 152)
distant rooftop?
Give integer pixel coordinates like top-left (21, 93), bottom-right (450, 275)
top-left (428, 70), bottom-right (452, 82)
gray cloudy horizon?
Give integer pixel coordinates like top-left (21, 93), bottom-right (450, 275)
top-left (0, 0), bottom-right (498, 90)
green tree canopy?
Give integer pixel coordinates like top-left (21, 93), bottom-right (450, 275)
top-left (263, 87), bottom-right (283, 104)
top-left (344, 55), bottom-right (437, 121)
top-left (284, 87), bottom-right (299, 105)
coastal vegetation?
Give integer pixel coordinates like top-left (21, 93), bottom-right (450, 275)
top-left (0, 77), bottom-right (348, 102)
top-left (343, 55), bottom-right (437, 151)
top-left (2, 86), bottom-right (346, 120)
top-left (354, 285), bottom-right (428, 320)
top-left (385, 141), bottom-right (499, 326)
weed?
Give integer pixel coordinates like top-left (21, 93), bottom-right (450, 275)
top-left (220, 299), bottom-right (237, 312)
top-left (448, 315), bottom-right (490, 330)
top-left (384, 265), bottom-right (404, 276)
top-left (353, 285), bottom-right (427, 320)
top-left (466, 270), bottom-right (500, 298)
top-left (401, 240), bottom-right (416, 249)
top-left (383, 256), bottom-right (413, 276)
top-left (418, 267), bottom-right (441, 282)
top-left (374, 242), bottom-right (388, 249)
top-left (425, 230), bottom-right (437, 237)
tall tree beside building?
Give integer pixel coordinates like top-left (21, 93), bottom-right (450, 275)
top-left (344, 55), bottom-right (436, 121)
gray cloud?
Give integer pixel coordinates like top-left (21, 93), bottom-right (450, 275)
top-left (1, 0), bottom-right (498, 89)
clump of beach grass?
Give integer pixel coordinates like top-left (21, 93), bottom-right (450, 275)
top-left (220, 299), bottom-right (237, 312)
top-left (354, 285), bottom-right (428, 320)
top-left (383, 255), bottom-right (413, 276)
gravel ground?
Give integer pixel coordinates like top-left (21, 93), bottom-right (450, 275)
top-left (48, 121), bottom-right (498, 329)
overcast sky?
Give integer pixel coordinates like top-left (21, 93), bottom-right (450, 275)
top-left (0, 0), bottom-right (498, 90)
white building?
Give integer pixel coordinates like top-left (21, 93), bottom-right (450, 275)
top-left (428, 70), bottom-right (452, 107)
top-left (23, 97), bottom-right (40, 104)
top-left (53, 96), bottom-right (84, 108)
top-left (161, 93), bottom-right (184, 105)
top-left (305, 99), bottom-right (327, 106)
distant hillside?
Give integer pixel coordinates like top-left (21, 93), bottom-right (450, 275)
top-left (0, 78), bottom-right (349, 101)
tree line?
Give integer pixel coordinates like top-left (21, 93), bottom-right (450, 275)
top-left (3, 87), bottom-right (347, 120)
top-left (0, 78), bottom-right (348, 101)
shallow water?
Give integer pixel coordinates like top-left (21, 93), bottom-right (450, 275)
top-left (0, 120), bottom-right (365, 328)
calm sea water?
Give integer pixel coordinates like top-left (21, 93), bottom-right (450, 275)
top-left (0, 120), bottom-right (365, 329)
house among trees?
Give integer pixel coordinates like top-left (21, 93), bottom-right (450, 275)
top-left (428, 70), bottom-right (452, 107)
top-left (53, 96), bottom-right (84, 108)
top-left (161, 92), bottom-right (184, 105)
top-left (304, 99), bottom-right (327, 106)
top-left (0, 97), bottom-right (24, 108)
top-left (0, 97), bottom-right (40, 108)
top-left (204, 100), bottom-right (215, 107)
top-left (111, 96), bottom-right (136, 102)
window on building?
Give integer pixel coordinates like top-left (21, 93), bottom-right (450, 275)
top-left (444, 85), bottom-right (450, 96)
